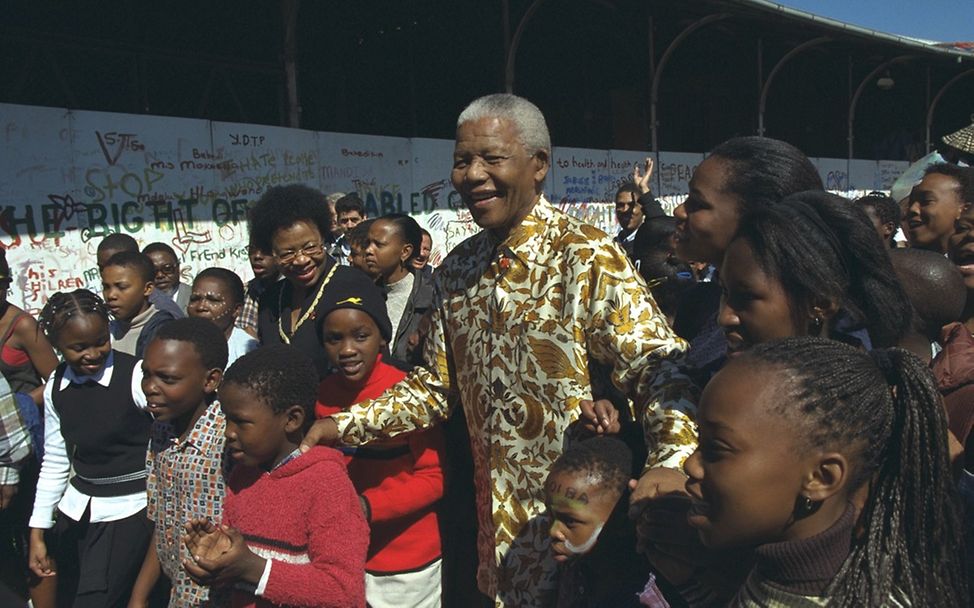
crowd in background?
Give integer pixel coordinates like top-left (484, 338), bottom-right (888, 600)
top-left (0, 93), bottom-right (973, 608)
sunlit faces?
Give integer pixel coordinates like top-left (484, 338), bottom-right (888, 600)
top-left (949, 210), bottom-right (974, 290)
top-left (543, 470), bottom-right (618, 563)
top-left (188, 277), bottom-right (241, 338)
top-left (101, 265), bottom-right (152, 322)
top-left (615, 191), bottom-right (643, 232)
top-left (338, 210), bottom-right (364, 232)
top-left (451, 116), bottom-right (549, 239)
top-left (906, 173), bottom-right (966, 253)
top-left (412, 233), bottom-right (432, 271)
top-left (320, 308), bottom-right (385, 387)
top-left (141, 338), bottom-right (221, 425)
top-left (247, 246), bottom-right (280, 282)
top-left (718, 239), bottom-right (807, 355)
top-left (146, 249), bottom-right (181, 293)
top-left (672, 156), bottom-right (742, 265)
top-left (683, 363), bottom-right (813, 548)
top-left (271, 221), bottom-right (329, 288)
top-left (219, 382), bottom-right (305, 471)
top-left (55, 313), bottom-right (112, 377)
top-left (365, 220), bottom-right (412, 282)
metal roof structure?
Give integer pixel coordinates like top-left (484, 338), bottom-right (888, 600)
top-left (2, 1), bottom-right (971, 160)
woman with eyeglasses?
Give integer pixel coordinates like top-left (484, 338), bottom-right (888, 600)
top-left (249, 184), bottom-right (383, 378)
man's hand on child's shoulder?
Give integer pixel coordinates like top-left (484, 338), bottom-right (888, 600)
top-left (299, 416), bottom-right (340, 453)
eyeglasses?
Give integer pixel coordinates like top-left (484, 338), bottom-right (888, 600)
top-left (275, 242), bottom-right (325, 264)
top-left (154, 263), bottom-right (178, 274)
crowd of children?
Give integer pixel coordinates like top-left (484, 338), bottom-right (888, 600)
top-left (1, 121), bottom-right (973, 608)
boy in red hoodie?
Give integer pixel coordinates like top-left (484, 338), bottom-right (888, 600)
top-left (315, 279), bottom-right (445, 608)
top-left (182, 345), bottom-right (368, 608)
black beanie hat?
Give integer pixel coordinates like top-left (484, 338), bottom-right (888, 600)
top-left (314, 270), bottom-right (393, 342)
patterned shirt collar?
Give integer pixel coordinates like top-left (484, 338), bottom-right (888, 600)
top-left (162, 399), bottom-right (223, 452)
top-left (493, 194), bottom-right (553, 267)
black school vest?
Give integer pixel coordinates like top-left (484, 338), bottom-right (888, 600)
top-left (52, 351), bottom-right (152, 497)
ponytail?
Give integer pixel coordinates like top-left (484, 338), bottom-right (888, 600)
top-left (741, 339), bottom-right (967, 607)
top-left (829, 348), bottom-right (967, 606)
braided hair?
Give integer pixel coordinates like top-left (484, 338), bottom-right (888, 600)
top-left (734, 190), bottom-right (912, 348)
top-left (37, 289), bottom-right (111, 343)
top-left (740, 338), bottom-right (967, 607)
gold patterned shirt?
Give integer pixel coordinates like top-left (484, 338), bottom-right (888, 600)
top-left (332, 195), bottom-right (697, 607)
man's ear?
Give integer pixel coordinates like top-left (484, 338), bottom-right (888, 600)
top-left (283, 404), bottom-right (306, 434)
top-left (533, 149), bottom-right (550, 184)
top-left (802, 451), bottom-right (849, 502)
top-left (143, 282), bottom-right (154, 297)
top-left (203, 368), bottom-right (223, 395)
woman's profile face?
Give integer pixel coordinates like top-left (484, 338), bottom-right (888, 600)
top-left (718, 238), bottom-right (805, 356)
top-left (672, 156), bottom-right (742, 266)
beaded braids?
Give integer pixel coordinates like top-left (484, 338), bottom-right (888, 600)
top-left (740, 338), bottom-right (967, 607)
top-left (37, 289), bottom-right (111, 343)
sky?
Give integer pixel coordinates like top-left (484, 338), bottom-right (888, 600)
top-left (777, 0), bottom-right (973, 42)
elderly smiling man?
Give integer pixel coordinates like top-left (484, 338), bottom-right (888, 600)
top-left (302, 94), bottom-right (697, 607)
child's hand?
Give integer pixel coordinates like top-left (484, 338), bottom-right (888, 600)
top-left (184, 518), bottom-right (232, 563)
top-left (183, 525), bottom-right (266, 587)
top-left (578, 399), bottom-right (621, 435)
top-left (28, 528), bottom-right (56, 577)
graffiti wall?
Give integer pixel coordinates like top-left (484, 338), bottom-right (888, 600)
top-left (0, 102), bottom-right (908, 312)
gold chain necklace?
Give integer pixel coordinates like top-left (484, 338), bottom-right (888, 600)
top-left (277, 263), bottom-right (338, 344)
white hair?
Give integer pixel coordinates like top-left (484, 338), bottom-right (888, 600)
top-left (457, 94), bottom-right (551, 157)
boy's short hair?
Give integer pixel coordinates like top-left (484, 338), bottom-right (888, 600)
top-left (222, 345), bottom-right (317, 422)
top-left (97, 233), bottom-right (139, 255)
top-left (193, 268), bottom-right (245, 308)
top-left (347, 219), bottom-right (375, 251)
top-left (142, 242), bottom-right (180, 262)
top-left (103, 251), bottom-right (155, 284)
top-left (550, 437), bottom-right (632, 497)
top-left (152, 317), bottom-right (229, 371)
top-left (335, 193), bottom-right (366, 217)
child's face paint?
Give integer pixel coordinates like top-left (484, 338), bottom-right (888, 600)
top-left (544, 470), bottom-right (618, 563)
top-left (684, 359), bottom-right (814, 549)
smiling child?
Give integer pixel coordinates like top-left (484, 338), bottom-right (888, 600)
top-left (314, 280), bottom-right (445, 608)
top-left (681, 338), bottom-right (967, 606)
top-left (28, 289), bottom-right (153, 605)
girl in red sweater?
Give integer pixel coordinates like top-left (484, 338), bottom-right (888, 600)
top-left (315, 281), bottom-right (445, 608)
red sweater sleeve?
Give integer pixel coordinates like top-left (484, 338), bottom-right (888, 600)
top-left (261, 460), bottom-right (369, 607)
top-left (361, 427), bottom-right (445, 523)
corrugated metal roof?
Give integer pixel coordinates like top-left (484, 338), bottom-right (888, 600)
top-left (733, 0), bottom-right (974, 59)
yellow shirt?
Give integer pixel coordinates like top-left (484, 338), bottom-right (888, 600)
top-left (333, 195), bottom-right (698, 607)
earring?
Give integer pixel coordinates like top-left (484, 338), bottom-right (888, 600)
top-left (795, 495), bottom-right (818, 517)
top-left (810, 317), bottom-right (824, 333)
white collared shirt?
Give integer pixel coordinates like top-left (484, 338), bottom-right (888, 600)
top-left (29, 352), bottom-right (148, 529)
